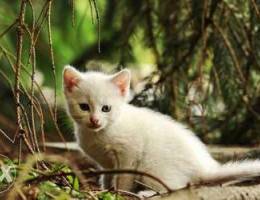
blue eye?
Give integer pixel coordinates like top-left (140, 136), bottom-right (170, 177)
top-left (79, 103), bottom-right (90, 111)
top-left (102, 105), bottom-right (111, 112)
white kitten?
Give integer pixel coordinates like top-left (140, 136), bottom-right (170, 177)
top-left (63, 65), bottom-right (260, 193)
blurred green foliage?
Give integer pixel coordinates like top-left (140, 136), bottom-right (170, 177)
top-left (0, 0), bottom-right (259, 145)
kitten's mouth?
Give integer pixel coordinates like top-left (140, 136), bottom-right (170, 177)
top-left (87, 124), bottom-right (103, 131)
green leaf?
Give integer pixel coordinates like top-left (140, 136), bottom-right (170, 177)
top-left (98, 192), bottom-right (124, 200)
top-left (72, 177), bottom-right (80, 191)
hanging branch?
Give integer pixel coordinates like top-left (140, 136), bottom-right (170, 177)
top-left (15, 0), bottom-right (35, 163)
top-left (212, 21), bottom-right (248, 91)
top-left (47, 0), bottom-right (57, 122)
top-left (0, 0), bottom-right (101, 159)
top-left (27, 0), bottom-right (41, 154)
top-left (88, 0), bottom-right (94, 24)
top-left (1, 42), bottom-right (67, 149)
top-left (15, 0), bottom-right (26, 133)
top-left (91, 0), bottom-right (101, 53)
top-left (1, 44), bottom-right (40, 153)
top-left (70, 0), bottom-right (76, 26)
top-left (34, 0), bottom-right (50, 43)
top-left (250, 0), bottom-right (260, 18)
top-left (145, 0), bottom-right (160, 65)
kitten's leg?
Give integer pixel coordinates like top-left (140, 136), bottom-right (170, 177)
top-left (113, 173), bottom-right (136, 191)
top-left (101, 174), bottom-right (113, 189)
top-left (100, 168), bottom-right (135, 190)
top-left (112, 158), bottom-right (137, 191)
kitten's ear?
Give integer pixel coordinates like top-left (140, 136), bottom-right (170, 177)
top-left (63, 65), bottom-right (81, 92)
top-left (111, 69), bottom-right (131, 97)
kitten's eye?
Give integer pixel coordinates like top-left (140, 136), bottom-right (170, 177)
top-left (102, 105), bottom-right (111, 112)
top-left (79, 103), bottom-right (90, 111)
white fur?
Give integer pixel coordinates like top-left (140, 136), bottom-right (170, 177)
top-left (63, 65), bottom-right (260, 192)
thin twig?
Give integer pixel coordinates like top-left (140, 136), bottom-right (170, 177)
top-left (0, 45), bottom-right (67, 144)
top-left (26, 169), bottom-right (173, 193)
top-left (212, 21), bottom-right (246, 84)
top-left (15, 0), bottom-right (35, 163)
top-left (88, 0), bottom-right (94, 24)
top-left (0, 128), bottom-right (15, 143)
top-left (135, 180), bottom-right (160, 194)
top-left (28, 0), bottom-right (41, 154)
top-left (47, 0), bottom-right (57, 122)
top-left (70, 0), bottom-right (76, 26)
top-left (250, 0), bottom-right (260, 18)
top-left (0, 19), bottom-right (18, 39)
top-left (145, 0), bottom-right (160, 64)
top-left (116, 189), bottom-right (142, 200)
top-left (91, 0), bottom-right (101, 53)
top-left (15, 0), bottom-right (26, 132)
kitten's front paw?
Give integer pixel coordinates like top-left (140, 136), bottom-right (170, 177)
top-left (137, 190), bottom-right (158, 199)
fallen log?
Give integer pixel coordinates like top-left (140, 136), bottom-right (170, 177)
top-left (152, 185), bottom-right (260, 200)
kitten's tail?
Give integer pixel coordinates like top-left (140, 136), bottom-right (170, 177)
top-left (201, 160), bottom-right (260, 184)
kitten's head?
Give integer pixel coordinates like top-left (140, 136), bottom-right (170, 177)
top-left (63, 65), bottom-right (130, 132)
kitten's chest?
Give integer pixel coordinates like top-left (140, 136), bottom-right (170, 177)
top-left (77, 128), bottom-right (125, 168)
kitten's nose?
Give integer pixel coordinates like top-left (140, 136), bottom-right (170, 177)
top-left (90, 116), bottom-right (100, 127)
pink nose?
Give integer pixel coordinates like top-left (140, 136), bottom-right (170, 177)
top-left (90, 116), bottom-right (100, 126)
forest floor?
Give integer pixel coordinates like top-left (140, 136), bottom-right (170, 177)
top-left (0, 141), bottom-right (140, 200)
top-left (1, 140), bottom-right (260, 200)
